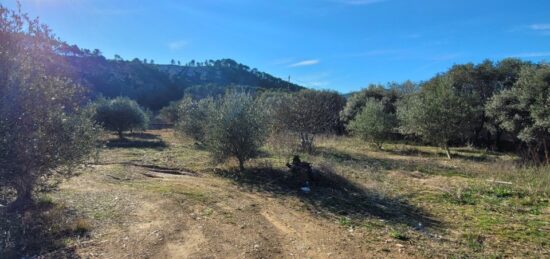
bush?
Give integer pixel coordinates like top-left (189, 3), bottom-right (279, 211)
top-left (175, 96), bottom-right (215, 142)
top-left (205, 92), bottom-right (267, 170)
top-left (158, 101), bottom-right (180, 124)
top-left (348, 98), bottom-right (397, 149)
top-left (93, 97), bottom-right (149, 139)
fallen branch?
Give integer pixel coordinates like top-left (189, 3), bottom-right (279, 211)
top-left (142, 172), bottom-right (163, 178)
top-left (486, 179), bottom-right (513, 185)
top-left (92, 161), bottom-right (199, 176)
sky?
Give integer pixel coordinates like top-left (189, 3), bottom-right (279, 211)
top-left (5, 0), bottom-right (550, 93)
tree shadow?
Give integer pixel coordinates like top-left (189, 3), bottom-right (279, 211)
top-left (106, 133), bottom-right (168, 150)
top-left (385, 147), bottom-right (434, 157)
top-left (316, 146), bottom-right (474, 177)
top-left (215, 166), bottom-right (440, 229)
top-left (125, 132), bottom-right (161, 140)
top-left (449, 152), bottom-right (493, 162)
top-left (0, 202), bottom-right (85, 258)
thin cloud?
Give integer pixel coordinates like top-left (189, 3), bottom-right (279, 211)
top-left (510, 23), bottom-right (550, 36)
top-left (305, 81), bottom-right (330, 88)
top-left (510, 52), bottom-right (550, 58)
top-left (168, 40), bottom-right (188, 51)
top-left (529, 24), bottom-right (550, 31)
top-left (289, 59), bottom-right (320, 67)
top-left (269, 57), bottom-right (295, 66)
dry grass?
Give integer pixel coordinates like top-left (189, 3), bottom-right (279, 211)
top-left (1, 129), bottom-right (549, 258)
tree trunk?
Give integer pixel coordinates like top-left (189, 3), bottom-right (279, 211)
top-left (543, 138), bottom-right (549, 165)
top-left (7, 178), bottom-right (34, 212)
top-left (444, 145), bottom-right (452, 160)
top-left (238, 158), bottom-right (245, 172)
top-left (299, 132), bottom-right (314, 153)
top-left (494, 129), bottom-right (502, 151)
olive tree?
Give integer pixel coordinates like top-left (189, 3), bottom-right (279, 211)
top-left (205, 92), bottom-right (267, 171)
top-left (397, 75), bottom-right (476, 159)
top-left (280, 90), bottom-right (346, 152)
top-left (486, 64), bottom-right (550, 164)
top-left (0, 5), bottom-right (99, 211)
top-left (255, 91), bottom-right (292, 134)
top-left (340, 84), bottom-right (401, 125)
top-left (348, 98), bottom-right (397, 149)
top-left (175, 96), bottom-right (215, 143)
top-left (93, 97), bottom-right (149, 139)
top-left (158, 101), bottom-right (181, 124)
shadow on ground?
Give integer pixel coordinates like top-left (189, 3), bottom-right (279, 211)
top-left (106, 132), bottom-right (168, 150)
top-left (216, 166), bottom-right (440, 229)
top-left (0, 202), bottom-right (85, 258)
top-left (316, 146), bottom-right (474, 177)
top-left (385, 146), bottom-right (495, 162)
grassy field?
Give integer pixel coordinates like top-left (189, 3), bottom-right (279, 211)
top-left (2, 129), bottom-right (549, 258)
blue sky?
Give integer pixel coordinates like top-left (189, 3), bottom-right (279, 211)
top-left (6, 0), bottom-right (550, 93)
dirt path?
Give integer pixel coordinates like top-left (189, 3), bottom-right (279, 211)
top-left (56, 161), bottom-right (408, 258)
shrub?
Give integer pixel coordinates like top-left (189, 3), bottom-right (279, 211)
top-left (175, 96), bottom-right (215, 142)
top-left (205, 92), bottom-right (267, 170)
top-left (93, 97), bottom-right (149, 139)
top-left (348, 98), bottom-right (397, 149)
top-left (158, 101), bottom-right (180, 124)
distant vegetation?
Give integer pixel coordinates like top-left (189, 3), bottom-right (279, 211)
top-left (65, 54), bottom-right (303, 110)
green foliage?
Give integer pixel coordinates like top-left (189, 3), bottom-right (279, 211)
top-left (69, 56), bottom-right (303, 110)
top-left (93, 97), bottom-right (149, 138)
top-left (205, 92), bottom-right (268, 170)
top-left (487, 64), bottom-right (550, 164)
top-left (158, 101), bottom-right (181, 124)
top-left (340, 84), bottom-right (403, 125)
top-left (0, 5), bottom-right (100, 210)
top-left (279, 90), bottom-right (346, 151)
top-left (175, 96), bottom-right (215, 142)
top-left (397, 75), bottom-right (477, 158)
top-left (348, 98), bottom-right (397, 148)
top-left (389, 229), bottom-right (410, 241)
top-left (255, 91), bottom-right (292, 134)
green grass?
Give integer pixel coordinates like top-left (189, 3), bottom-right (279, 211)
top-left (389, 229), bottom-right (410, 241)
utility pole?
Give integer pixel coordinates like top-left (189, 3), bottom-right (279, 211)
top-left (288, 75), bottom-right (291, 91)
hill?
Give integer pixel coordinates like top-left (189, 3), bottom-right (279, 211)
top-left (65, 53), bottom-right (303, 110)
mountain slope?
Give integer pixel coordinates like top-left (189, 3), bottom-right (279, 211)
top-left (66, 55), bottom-right (303, 110)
